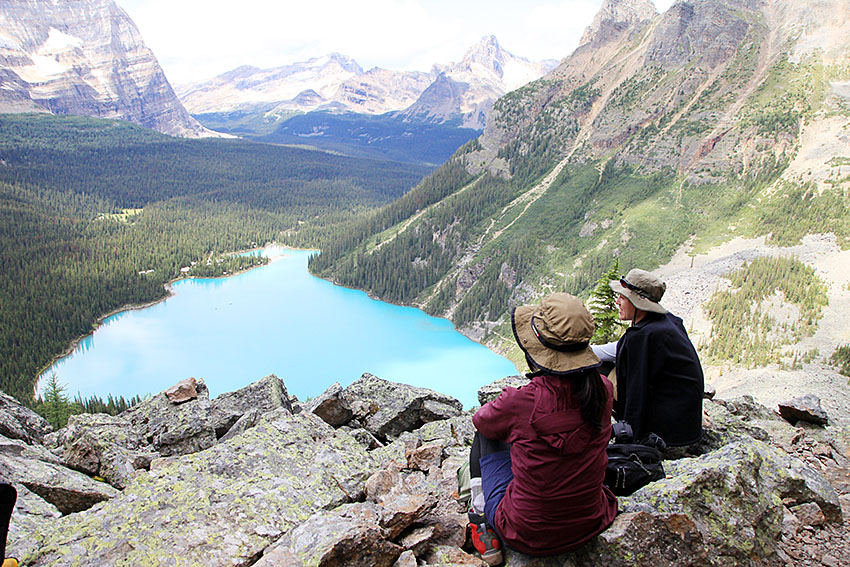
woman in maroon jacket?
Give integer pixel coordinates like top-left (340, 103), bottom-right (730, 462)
top-left (468, 293), bottom-right (617, 564)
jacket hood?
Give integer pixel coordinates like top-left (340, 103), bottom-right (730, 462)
top-left (528, 374), bottom-right (593, 454)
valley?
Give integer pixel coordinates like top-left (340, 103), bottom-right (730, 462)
top-left (1, 0), bottom-right (850, 566)
top-left (0, 0), bottom-right (847, 444)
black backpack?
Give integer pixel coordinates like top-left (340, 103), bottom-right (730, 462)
top-left (604, 422), bottom-right (666, 496)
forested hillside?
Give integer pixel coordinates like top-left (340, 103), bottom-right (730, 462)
top-left (0, 114), bottom-right (430, 402)
top-left (309, 0), bottom-right (850, 368)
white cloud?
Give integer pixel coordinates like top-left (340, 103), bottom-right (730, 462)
top-left (119, 0), bottom-right (680, 85)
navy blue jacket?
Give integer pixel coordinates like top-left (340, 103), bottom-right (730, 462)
top-left (615, 312), bottom-right (704, 446)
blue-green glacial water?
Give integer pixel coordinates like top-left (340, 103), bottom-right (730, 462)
top-left (42, 247), bottom-right (518, 408)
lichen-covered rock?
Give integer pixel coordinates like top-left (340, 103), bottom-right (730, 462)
top-left (44, 412), bottom-right (157, 489)
top-left (305, 382), bottom-right (354, 427)
top-left (209, 374), bottom-right (292, 437)
top-left (217, 408), bottom-right (263, 443)
top-left (4, 484), bottom-right (62, 562)
top-left (621, 440), bottom-right (840, 563)
top-left (496, 438), bottom-right (840, 567)
top-left (121, 378), bottom-right (217, 456)
top-left (0, 390), bottom-right (52, 444)
top-left (0, 451), bottom-right (119, 516)
top-left (255, 502), bottom-right (404, 567)
top-left (20, 409), bottom-right (378, 567)
top-left (343, 374), bottom-right (463, 440)
top-left (477, 375), bottom-right (528, 405)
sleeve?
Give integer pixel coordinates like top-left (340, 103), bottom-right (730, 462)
top-left (591, 341), bottom-right (618, 362)
top-left (472, 387), bottom-right (519, 442)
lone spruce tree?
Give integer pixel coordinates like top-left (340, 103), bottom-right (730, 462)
top-left (588, 259), bottom-right (626, 344)
top-left (40, 372), bottom-right (73, 429)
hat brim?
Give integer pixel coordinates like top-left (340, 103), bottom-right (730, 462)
top-left (511, 306), bottom-right (600, 375)
top-left (609, 280), bottom-right (667, 314)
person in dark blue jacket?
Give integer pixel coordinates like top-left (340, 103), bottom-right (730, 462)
top-left (592, 268), bottom-right (704, 457)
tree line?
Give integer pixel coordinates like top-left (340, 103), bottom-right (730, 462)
top-left (0, 114), bottom-right (430, 407)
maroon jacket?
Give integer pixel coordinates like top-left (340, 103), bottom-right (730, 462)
top-left (472, 371), bottom-right (618, 556)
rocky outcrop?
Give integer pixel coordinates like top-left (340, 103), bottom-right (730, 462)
top-left (0, 0), bottom-right (208, 137)
top-left (43, 374), bottom-right (291, 488)
top-left (0, 390), bottom-right (52, 444)
top-left (333, 373), bottom-right (465, 441)
top-left (579, 0), bottom-right (657, 47)
top-left (1, 374), bottom-right (846, 566)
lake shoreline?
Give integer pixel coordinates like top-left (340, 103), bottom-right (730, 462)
top-left (38, 245), bottom-right (516, 407)
top-left (34, 245), bottom-right (315, 397)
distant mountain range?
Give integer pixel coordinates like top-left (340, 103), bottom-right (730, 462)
top-left (0, 0), bottom-right (556, 157)
top-left (177, 36), bottom-right (558, 131)
top-left (0, 0), bottom-right (208, 137)
top-left (177, 36), bottom-right (559, 164)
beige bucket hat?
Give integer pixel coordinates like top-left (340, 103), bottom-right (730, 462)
top-left (511, 293), bottom-right (600, 375)
top-left (609, 268), bottom-right (668, 314)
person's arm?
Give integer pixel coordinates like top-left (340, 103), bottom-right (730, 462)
top-left (472, 387), bottom-right (518, 442)
top-left (591, 341), bottom-right (618, 363)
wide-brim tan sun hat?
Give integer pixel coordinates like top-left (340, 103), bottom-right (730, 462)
top-left (511, 293), bottom-right (601, 375)
top-left (609, 268), bottom-right (668, 314)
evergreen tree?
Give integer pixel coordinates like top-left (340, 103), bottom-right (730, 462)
top-left (588, 259), bottom-right (626, 344)
top-left (40, 373), bottom-right (72, 429)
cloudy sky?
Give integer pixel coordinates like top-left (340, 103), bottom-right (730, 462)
top-left (119, 0), bottom-right (676, 86)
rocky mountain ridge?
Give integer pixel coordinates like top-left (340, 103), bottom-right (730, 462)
top-left (1, 373), bottom-right (848, 566)
top-left (308, 0), bottom-right (850, 407)
top-left (0, 0), bottom-right (209, 137)
top-left (178, 35), bottom-right (558, 130)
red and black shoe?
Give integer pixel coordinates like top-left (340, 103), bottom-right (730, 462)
top-left (468, 511), bottom-right (503, 566)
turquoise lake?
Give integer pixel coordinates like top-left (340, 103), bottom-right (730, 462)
top-left (43, 247), bottom-right (518, 408)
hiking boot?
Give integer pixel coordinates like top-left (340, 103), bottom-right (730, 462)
top-left (468, 511), bottom-right (503, 566)
top-left (2, 559), bottom-right (19, 567)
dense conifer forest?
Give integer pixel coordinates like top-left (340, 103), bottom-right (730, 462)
top-left (0, 114), bottom-right (431, 404)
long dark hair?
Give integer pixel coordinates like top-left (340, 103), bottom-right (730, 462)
top-left (575, 367), bottom-right (608, 430)
top-left (527, 361), bottom-right (609, 430)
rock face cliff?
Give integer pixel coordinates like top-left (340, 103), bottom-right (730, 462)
top-left (2, 373), bottom-right (847, 566)
top-left (0, 0), bottom-right (208, 137)
top-left (310, 0), bottom-right (850, 381)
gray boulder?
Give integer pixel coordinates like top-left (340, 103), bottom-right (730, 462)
top-left (255, 502), bottom-right (407, 567)
top-left (19, 410), bottom-right (378, 567)
top-left (44, 412), bottom-right (157, 489)
top-left (477, 375), bottom-right (528, 405)
top-left (343, 374), bottom-right (464, 440)
top-left (778, 394), bottom-right (830, 426)
top-left (209, 374), bottom-right (292, 437)
top-left (0, 451), bottom-right (118, 516)
top-left (0, 390), bottom-right (52, 444)
top-left (43, 376), bottom-right (294, 488)
top-left (121, 378), bottom-right (218, 456)
top-left (0, 433), bottom-right (63, 466)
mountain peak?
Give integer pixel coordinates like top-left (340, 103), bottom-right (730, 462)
top-left (0, 0), bottom-right (208, 137)
top-left (461, 35), bottom-right (516, 68)
top-left (579, 0), bottom-right (658, 47)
